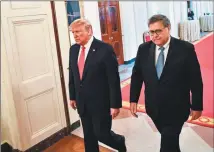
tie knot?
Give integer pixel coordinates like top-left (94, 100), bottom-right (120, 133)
top-left (159, 47), bottom-right (165, 52)
top-left (81, 46), bottom-right (85, 51)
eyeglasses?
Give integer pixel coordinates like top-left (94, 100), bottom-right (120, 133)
top-left (149, 27), bottom-right (166, 36)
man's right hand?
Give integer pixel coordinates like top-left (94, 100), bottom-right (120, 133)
top-left (70, 100), bottom-right (77, 110)
top-left (130, 102), bottom-right (138, 118)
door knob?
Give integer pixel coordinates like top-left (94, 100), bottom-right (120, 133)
top-left (109, 37), bottom-right (113, 40)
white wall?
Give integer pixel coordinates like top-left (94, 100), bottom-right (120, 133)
top-left (196, 1), bottom-right (203, 19)
top-left (146, 1), bottom-right (159, 18)
top-left (173, 1), bottom-right (186, 38)
top-left (180, 1), bottom-right (188, 21)
top-left (192, 1), bottom-right (200, 19)
top-left (133, 1), bottom-right (148, 46)
top-left (208, 0), bottom-right (214, 14)
top-left (54, 2), bottom-right (80, 126)
top-left (119, 1), bottom-right (138, 61)
top-left (200, 1), bottom-right (209, 15)
top-left (83, 1), bottom-right (102, 41)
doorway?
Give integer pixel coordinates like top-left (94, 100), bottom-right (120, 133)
top-left (98, 1), bottom-right (124, 65)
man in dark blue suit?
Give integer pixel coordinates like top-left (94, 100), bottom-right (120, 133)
top-left (69, 19), bottom-right (126, 152)
top-left (130, 14), bottom-right (203, 152)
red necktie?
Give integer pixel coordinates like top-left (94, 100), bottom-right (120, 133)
top-left (78, 46), bottom-right (85, 80)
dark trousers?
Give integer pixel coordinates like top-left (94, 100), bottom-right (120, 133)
top-left (153, 118), bottom-right (184, 152)
top-left (80, 111), bottom-right (125, 152)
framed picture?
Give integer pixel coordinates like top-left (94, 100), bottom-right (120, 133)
top-left (66, 1), bottom-right (81, 25)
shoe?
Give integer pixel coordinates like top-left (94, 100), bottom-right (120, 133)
top-left (118, 135), bottom-right (127, 152)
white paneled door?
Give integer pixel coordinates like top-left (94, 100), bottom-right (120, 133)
top-left (1, 1), bottom-right (66, 150)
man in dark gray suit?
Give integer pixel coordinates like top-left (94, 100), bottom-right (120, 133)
top-left (130, 14), bottom-right (203, 152)
top-left (69, 19), bottom-right (126, 152)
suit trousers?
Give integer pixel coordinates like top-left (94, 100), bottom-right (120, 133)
top-left (153, 118), bottom-right (184, 152)
top-left (80, 110), bottom-right (124, 152)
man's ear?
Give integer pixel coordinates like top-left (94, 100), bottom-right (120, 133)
top-left (88, 28), bottom-right (93, 36)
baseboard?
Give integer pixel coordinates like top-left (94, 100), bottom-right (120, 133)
top-left (124, 58), bottom-right (135, 64)
top-left (26, 120), bottom-right (80, 151)
top-left (1, 120), bottom-right (81, 152)
top-left (25, 127), bottom-right (67, 152)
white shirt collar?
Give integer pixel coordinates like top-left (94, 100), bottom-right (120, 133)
top-left (155, 36), bottom-right (171, 64)
top-left (82, 36), bottom-right (94, 49)
top-left (78, 36), bottom-right (94, 61)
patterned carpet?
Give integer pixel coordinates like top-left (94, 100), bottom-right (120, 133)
top-left (73, 108), bottom-right (214, 152)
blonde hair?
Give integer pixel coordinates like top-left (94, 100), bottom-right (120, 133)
top-left (70, 18), bottom-right (92, 32)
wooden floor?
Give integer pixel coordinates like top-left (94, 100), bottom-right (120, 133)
top-left (44, 109), bottom-right (132, 152)
top-left (44, 135), bottom-right (113, 152)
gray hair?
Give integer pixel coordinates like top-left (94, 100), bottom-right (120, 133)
top-left (148, 14), bottom-right (171, 28)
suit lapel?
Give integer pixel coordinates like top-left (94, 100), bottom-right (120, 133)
top-left (81, 39), bottom-right (97, 81)
top-left (159, 37), bottom-right (175, 81)
top-left (73, 45), bottom-right (81, 81)
top-left (149, 43), bottom-right (159, 82)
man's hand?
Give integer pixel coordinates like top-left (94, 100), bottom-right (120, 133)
top-left (70, 100), bottom-right (77, 110)
top-left (130, 102), bottom-right (138, 118)
top-left (111, 108), bottom-right (120, 119)
top-left (190, 110), bottom-right (202, 121)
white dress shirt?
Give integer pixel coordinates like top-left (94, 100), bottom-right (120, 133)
top-left (155, 37), bottom-right (171, 65)
top-left (78, 36), bottom-right (94, 61)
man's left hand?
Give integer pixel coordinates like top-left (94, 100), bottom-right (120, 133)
top-left (190, 110), bottom-right (202, 121)
top-left (111, 108), bottom-right (120, 119)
